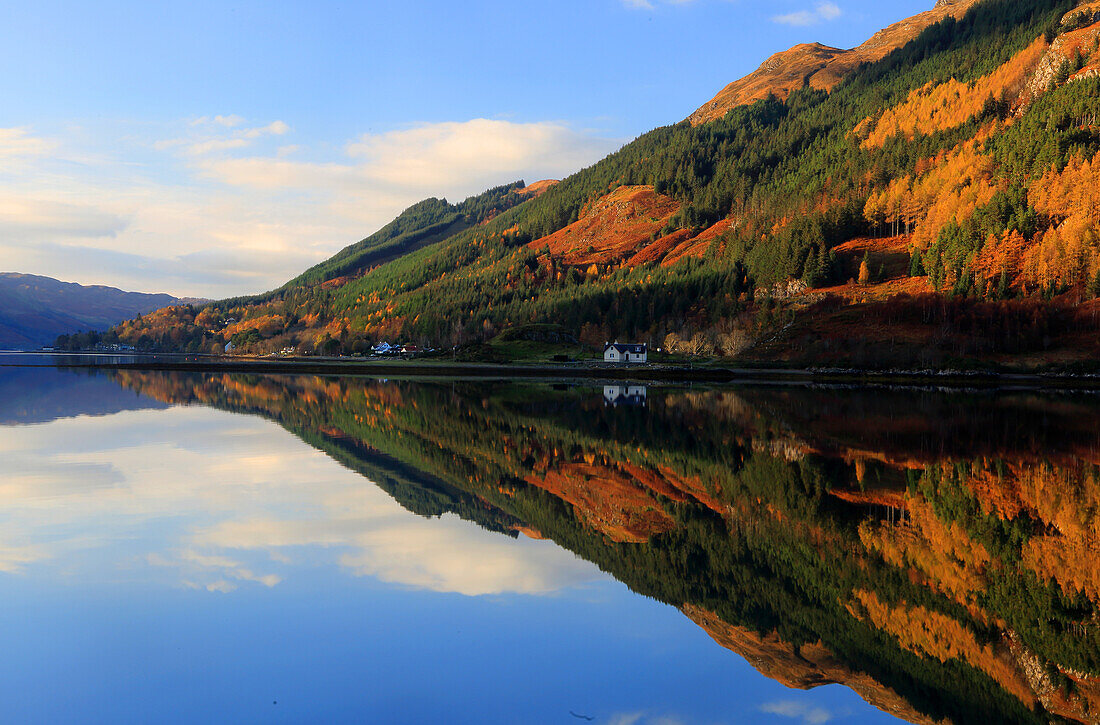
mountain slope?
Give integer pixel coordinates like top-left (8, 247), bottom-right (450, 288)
top-left (98, 0), bottom-right (1100, 369)
top-left (687, 0), bottom-right (985, 125)
top-left (0, 273), bottom-right (192, 349)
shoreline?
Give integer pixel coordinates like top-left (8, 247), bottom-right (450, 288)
top-left (4, 351), bottom-right (1100, 390)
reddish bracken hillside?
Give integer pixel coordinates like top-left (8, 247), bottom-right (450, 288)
top-left (527, 185), bottom-right (731, 268)
top-left (527, 185), bottom-right (680, 266)
top-left (688, 0), bottom-right (983, 125)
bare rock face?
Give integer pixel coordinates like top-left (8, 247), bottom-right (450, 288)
top-left (1063, 3), bottom-right (1100, 30)
top-left (1026, 8), bottom-right (1100, 98)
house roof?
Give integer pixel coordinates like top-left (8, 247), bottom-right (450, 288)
top-left (605, 343), bottom-right (647, 354)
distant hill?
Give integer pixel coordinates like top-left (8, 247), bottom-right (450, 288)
top-left (0, 273), bottom-right (198, 349)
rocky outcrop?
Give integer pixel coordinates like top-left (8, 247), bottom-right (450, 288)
top-left (1027, 9), bottom-right (1100, 97)
top-left (754, 278), bottom-right (808, 301)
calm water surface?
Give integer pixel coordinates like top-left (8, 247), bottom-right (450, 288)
top-left (1, 358), bottom-right (1098, 724)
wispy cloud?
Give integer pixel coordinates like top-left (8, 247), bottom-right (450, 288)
top-left (606, 714), bottom-right (685, 725)
top-left (156, 116), bottom-right (291, 156)
top-left (0, 127), bottom-right (55, 160)
top-left (760, 700), bottom-right (833, 725)
top-left (772, 2), bottom-right (842, 26)
top-left (0, 541), bottom-right (48, 573)
top-left (0, 198), bottom-right (127, 239)
top-left (154, 549), bottom-right (282, 590)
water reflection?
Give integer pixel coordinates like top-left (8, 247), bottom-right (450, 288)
top-left (8, 367), bottom-right (1100, 723)
top-left (603, 385), bottom-right (647, 407)
top-left (0, 404), bottom-right (600, 597)
top-left (0, 366), bottom-right (165, 424)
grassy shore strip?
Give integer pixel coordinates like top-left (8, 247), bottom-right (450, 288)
top-left (7, 353), bottom-right (1100, 390)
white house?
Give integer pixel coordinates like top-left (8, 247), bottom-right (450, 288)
top-left (224, 341), bottom-right (235, 353)
top-left (604, 342), bottom-right (647, 363)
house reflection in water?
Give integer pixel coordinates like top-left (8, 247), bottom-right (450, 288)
top-left (603, 385), bottom-right (647, 407)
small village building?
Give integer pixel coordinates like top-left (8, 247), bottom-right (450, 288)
top-left (224, 342), bottom-right (235, 353)
top-left (603, 342), bottom-right (647, 363)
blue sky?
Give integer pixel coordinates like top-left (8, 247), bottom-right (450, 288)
top-left (0, 0), bottom-right (939, 297)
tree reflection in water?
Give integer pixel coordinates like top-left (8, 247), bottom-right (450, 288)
top-left (108, 370), bottom-right (1100, 724)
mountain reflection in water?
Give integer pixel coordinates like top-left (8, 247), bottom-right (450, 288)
top-left (16, 367), bottom-right (1100, 724)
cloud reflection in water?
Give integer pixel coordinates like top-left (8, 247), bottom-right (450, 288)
top-left (0, 405), bottom-right (605, 596)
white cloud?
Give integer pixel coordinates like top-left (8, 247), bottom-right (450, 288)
top-left (0, 118), bottom-right (619, 298)
top-left (213, 114), bottom-right (246, 128)
top-left (345, 119), bottom-right (608, 191)
top-left (203, 118), bottom-right (616, 201)
top-left (772, 2), bottom-right (842, 26)
top-left (243, 120), bottom-right (289, 138)
top-left (760, 700), bottom-right (833, 725)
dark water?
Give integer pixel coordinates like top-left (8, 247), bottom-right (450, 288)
top-left (2, 361), bottom-right (1100, 723)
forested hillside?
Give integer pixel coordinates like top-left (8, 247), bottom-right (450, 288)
top-left (89, 0), bottom-right (1100, 368)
